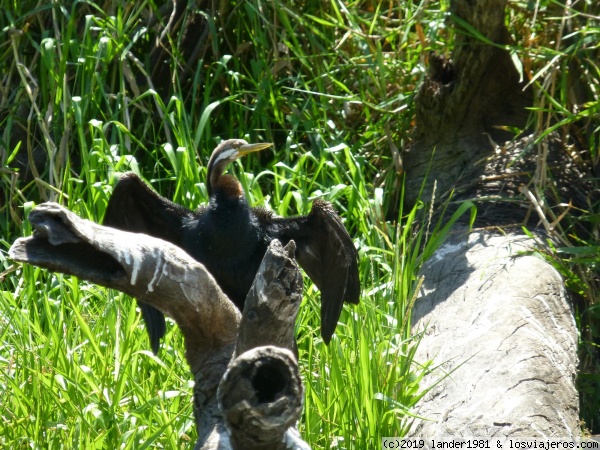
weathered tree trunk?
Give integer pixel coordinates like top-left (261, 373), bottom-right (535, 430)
top-left (403, 0), bottom-right (532, 207)
top-left (9, 202), bottom-right (310, 450)
top-left (402, 0), bottom-right (582, 437)
top-left (215, 346), bottom-right (308, 450)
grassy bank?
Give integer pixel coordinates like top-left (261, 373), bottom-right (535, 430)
top-left (1, 0), bottom-right (598, 446)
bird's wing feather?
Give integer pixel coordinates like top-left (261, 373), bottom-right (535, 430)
top-left (103, 172), bottom-right (192, 353)
top-left (103, 173), bottom-right (191, 243)
top-left (258, 200), bottom-right (360, 344)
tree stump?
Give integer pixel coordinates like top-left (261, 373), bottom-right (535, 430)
top-left (403, 0), bottom-right (532, 207)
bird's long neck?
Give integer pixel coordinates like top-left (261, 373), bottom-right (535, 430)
top-left (209, 174), bottom-right (244, 200)
top-left (207, 151), bottom-right (236, 197)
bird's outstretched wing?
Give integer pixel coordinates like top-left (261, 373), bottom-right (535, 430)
top-left (258, 199), bottom-right (360, 344)
top-left (103, 173), bottom-right (192, 353)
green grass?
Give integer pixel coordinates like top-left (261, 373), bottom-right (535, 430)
top-left (1, 2), bottom-right (442, 447)
top-left (1, 0), bottom-right (599, 446)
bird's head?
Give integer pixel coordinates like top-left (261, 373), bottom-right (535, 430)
top-left (207, 139), bottom-right (273, 198)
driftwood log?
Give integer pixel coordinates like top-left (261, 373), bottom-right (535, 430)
top-left (409, 229), bottom-right (579, 437)
top-left (9, 202), bottom-right (310, 450)
top-left (402, 0), bottom-right (586, 438)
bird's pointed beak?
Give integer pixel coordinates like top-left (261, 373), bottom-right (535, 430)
top-left (237, 142), bottom-right (273, 157)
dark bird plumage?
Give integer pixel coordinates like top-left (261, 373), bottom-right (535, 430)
top-left (103, 139), bottom-right (360, 353)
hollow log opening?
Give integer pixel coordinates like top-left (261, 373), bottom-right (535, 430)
top-left (252, 360), bottom-right (289, 404)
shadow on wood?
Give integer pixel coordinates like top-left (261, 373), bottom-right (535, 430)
top-left (9, 202), bottom-right (310, 450)
top-left (398, 0), bottom-right (583, 438)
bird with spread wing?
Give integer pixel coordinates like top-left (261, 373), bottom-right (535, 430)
top-left (103, 139), bottom-right (360, 353)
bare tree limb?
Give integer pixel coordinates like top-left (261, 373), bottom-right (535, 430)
top-left (8, 202), bottom-right (310, 449)
top-left (9, 202), bottom-right (240, 369)
top-left (235, 240), bottom-right (303, 358)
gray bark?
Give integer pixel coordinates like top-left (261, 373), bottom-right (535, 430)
top-left (409, 230), bottom-right (579, 437)
top-left (216, 346), bottom-right (308, 450)
top-left (9, 202), bottom-right (310, 449)
top-left (401, 0), bottom-right (583, 437)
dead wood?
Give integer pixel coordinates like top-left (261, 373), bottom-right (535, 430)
top-left (400, 0), bottom-right (582, 438)
top-left (9, 202), bottom-right (310, 449)
top-left (408, 230), bottom-right (580, 438)
top-left (403, 0), bottom-right (533, 208)
top-left (216, 346), bottom-right (308, 450)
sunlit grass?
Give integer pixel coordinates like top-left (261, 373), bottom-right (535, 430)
top-left (1, 2), bottom-right (439, 447)
top-left (2, 0), bottom-right (598, 446)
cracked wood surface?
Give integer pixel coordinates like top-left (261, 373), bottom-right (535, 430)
top-left (409, 230), bottom-right (579, 438)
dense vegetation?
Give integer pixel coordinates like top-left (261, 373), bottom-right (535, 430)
top-left (1, 0), bottom-right (598, 447)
